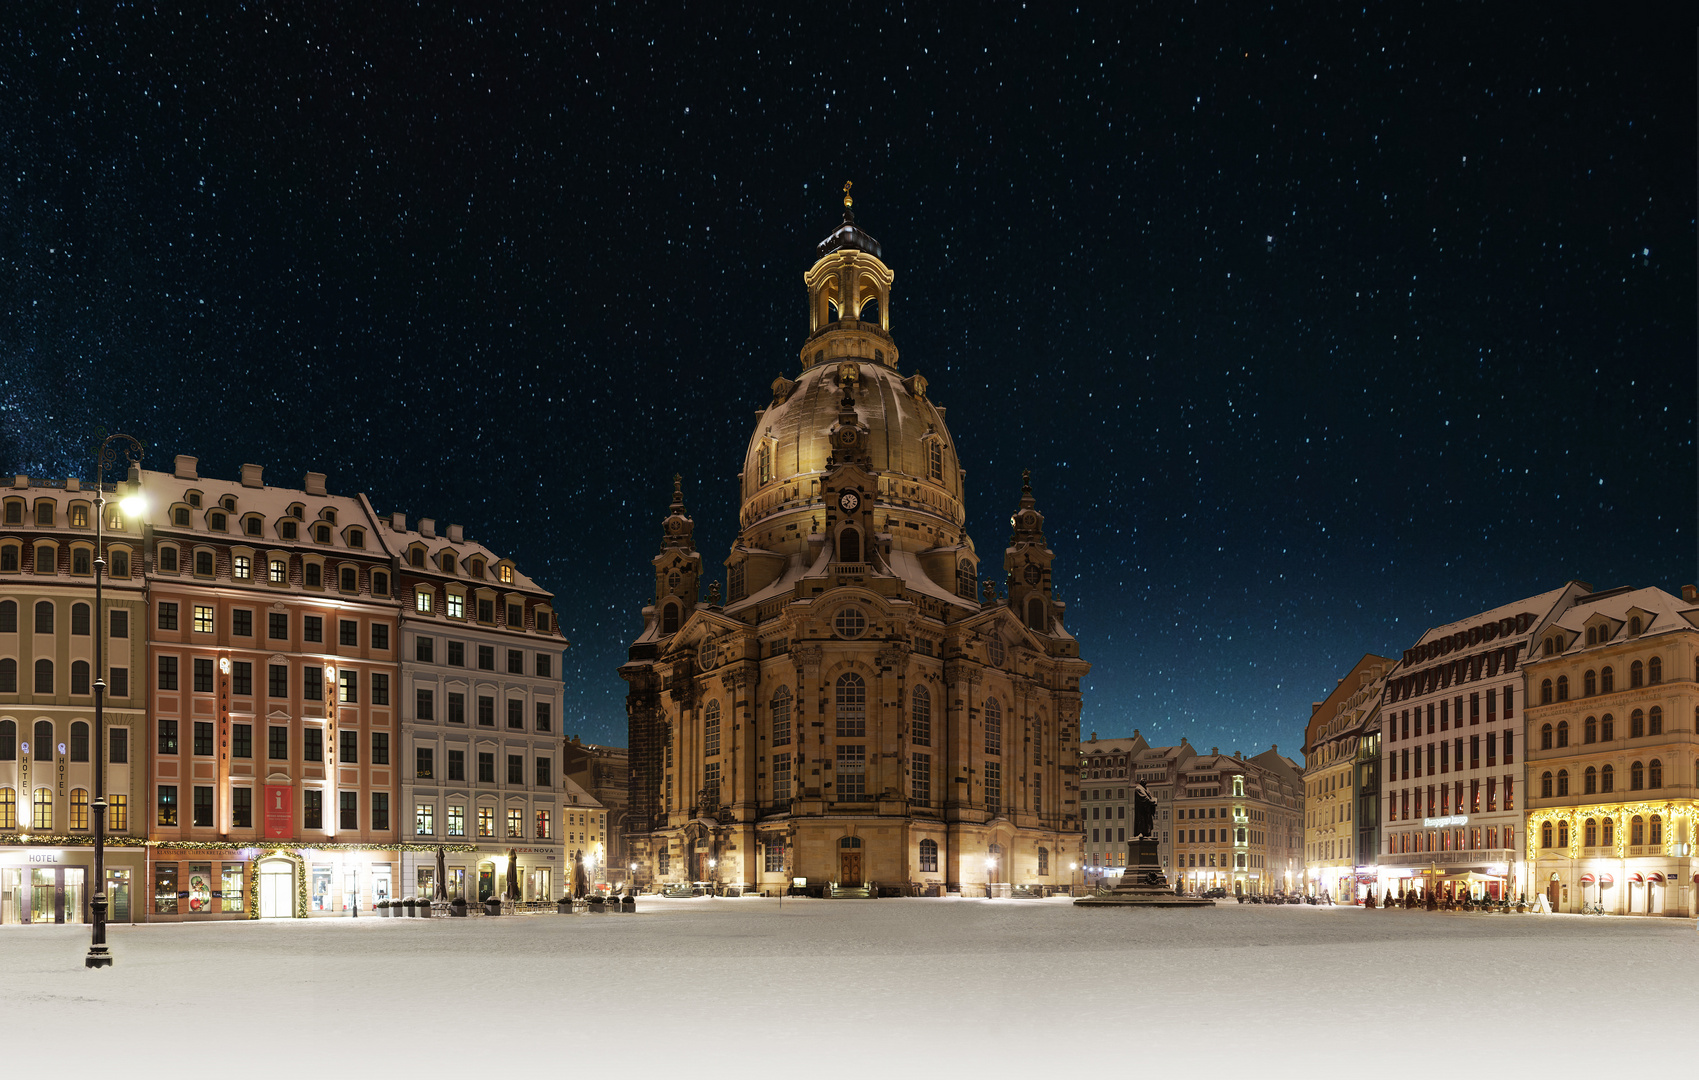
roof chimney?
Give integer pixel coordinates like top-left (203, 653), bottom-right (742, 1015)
top-left (66, 478), bottom-right (81, 492)
top-left (1683, 585), bottom-right (1697, 603)
top-left (447, 524), bottom-right (464, 543)
top-left (240, 463), bottom-right (264, 488)
top-left (303, 472), bottom-right (327, 496)
top-left (391, 512), bottom-right (406, 532)
top-left (174, 455), bottom-right (198, 480)
top-left (419, 518), bottom-right (436, 539)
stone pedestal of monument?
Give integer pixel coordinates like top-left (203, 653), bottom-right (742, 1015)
top-left (1073, 837), bottom-right (1214, 908)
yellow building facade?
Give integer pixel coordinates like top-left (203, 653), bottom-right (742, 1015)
top-left (1302, 654), bottom-right (1395, 901)
top-left (621, 200), bottom-right (1089, 896)
top-left (1523, 584), bottom-right (1698, 916)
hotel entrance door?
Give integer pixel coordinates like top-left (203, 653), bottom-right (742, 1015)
top-left (28, 867), bottom-right (85, 924)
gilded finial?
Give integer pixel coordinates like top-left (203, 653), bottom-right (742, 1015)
top-left (843, 180), bottom-right (853, 209)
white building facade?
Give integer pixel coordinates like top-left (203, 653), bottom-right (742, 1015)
top-left (381, 514), bottom-right (568, 904)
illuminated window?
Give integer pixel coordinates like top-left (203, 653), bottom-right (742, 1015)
top-left (446, 593), bottom-right (464, 618)
top-left (534, 810), bottom-right (551, 839)
top-left (447, 805), bottom-right (465, 837)
top-left (193, 605), bottom-right (214, 633)
top-left (416, 804), bottom-right (435, 836)
top-left (919, 838), bottom-right (938, 873)
top-left (70, 788), bottom-right (90, 830)
top-left (415, 590), bottom-right (433, 614)
top-left (266, 558), bottom-right (284, 584)
top-left (109, 793), bottom-right (126, 831)
top-left (507, 809), bottom-right (522, 837)
top-left (499, 565), bottom-right (514, 584)
top-left (232, 555), bottom-right (251, 581)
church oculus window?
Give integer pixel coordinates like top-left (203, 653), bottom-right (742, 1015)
top-left (834, 607), bottom-right (866, 639)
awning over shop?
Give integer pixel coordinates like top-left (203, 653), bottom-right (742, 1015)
top-left (1647, 872), bottom-right (1665, 883)
top-left (1599, 873), bottom-right (1615, 887)
top-left (1579, 873), bottom-right (1596, 885)
top-left (1627, 872), bottom-right (1644, 883)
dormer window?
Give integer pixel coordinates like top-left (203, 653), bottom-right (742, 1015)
top-left (3, 500), bottom-right (21, 524)
top-left (173, 507), bottom-right (191, 528)
top-left (410, 548), bottom-right (425, 568)
top-left (1629, 615), bottom-right (1642, 635)
top-left (35, 501), bottom-right (55, 526)
top-left (446, 593), bottom-right (464, 619)
top-left (320, 509), bottom-right (337, 525)
top-left (339, 566), bottom-right (358, 592)
top-left (498, 564), bottom-right (514, 584)
top-left (244, 516), bottom-right (263, 537)
top-left (287, 503), bottom-right (304, 518)
top-left (305, 563), bottom-right (322, 588)
top-left (372, 570), bottom-right (390, 596)
top-left (209, 512), bottom-right (228, 532)
top-left (441, 553), bottom-right (456, 574)
top-left (470, 558), bottom-right (485, 579)
top-left (186, 491), bottom-right (202, 508)
top-left (314, 524), bottom-right (331, 544)
top-left (194, 550), bottom-right (215, 577)
top-left (347, 527), bottom-right (365, 549)
top-left (69, 504), bottom-right (89, 529)
top-left (415, 589), bottom-right (433, 614)
top-left (220, 496), bottom-right (237, 513)
top-left (280, 521), bottom-right (298, 540)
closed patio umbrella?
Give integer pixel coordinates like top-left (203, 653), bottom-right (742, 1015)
top-left (573, 849), bottom-right (589, 900)
top-left (506, 848), bottom-right (521, 901)
top-left (435, 845), bottom-right (449, 901)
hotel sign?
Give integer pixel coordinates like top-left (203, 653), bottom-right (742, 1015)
top-left (1422, 815), bottom-right (1469, 828)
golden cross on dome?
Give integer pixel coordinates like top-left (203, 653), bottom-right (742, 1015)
top-left (843, 180), bottom-right (853, 209)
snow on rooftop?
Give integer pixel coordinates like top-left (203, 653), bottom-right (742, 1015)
top-left (1, 899), bottom-right (1685, 1073)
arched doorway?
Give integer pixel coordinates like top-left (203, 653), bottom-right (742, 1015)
top-left (1546, 874), bottom-right (1561, 911)
top-left (258, 858), bottom-right (295, 919)
top-left (838, 836), bottom-right (862, 884)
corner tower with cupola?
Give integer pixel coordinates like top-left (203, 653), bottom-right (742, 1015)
top-left (621, 190), bottom-right (1090, 897)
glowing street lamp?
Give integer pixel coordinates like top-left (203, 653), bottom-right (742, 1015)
top-left (87, 434), bottom-right (144, 969)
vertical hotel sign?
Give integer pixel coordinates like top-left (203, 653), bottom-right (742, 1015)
top-left (264, 785), bottom-right (293, 838)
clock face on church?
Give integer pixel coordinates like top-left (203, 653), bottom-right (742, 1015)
top-left (838, 491), bottom-right (860, 512)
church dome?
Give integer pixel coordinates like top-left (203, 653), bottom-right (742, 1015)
top-left (736, 210), bottom-right (966, 553)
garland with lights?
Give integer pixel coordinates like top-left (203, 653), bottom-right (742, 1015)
top-left (0, 834), bottom-right (477, 853)
top-left (1525, 800), bottom-right (1695, 861)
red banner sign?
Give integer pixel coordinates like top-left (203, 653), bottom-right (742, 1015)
top-left (264, 785), bottom-right (293, 839)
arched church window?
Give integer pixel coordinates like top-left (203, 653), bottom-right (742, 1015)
top-left (838, 527), bottom-right (861, 564)
top-left (704, 702), bottom-right (721, 757)
top-left (927, 439), bottom-right (944, 483)
top-left (1026, 597), bottom-right (1045, 631)
top-left (918, 838), bottom-right (938, 873)
top-left (835, 674), bottom-right (866, 737)
top-left (756, 443), bottom-right (771, 486)
top-left (661, 602), bottom-right (679, 636)
top-left (770, 687), bottom-right (792, 746)
top-left (728, 562), bottom-right (745, 603)
top-left (909, 685), bottom-right (931, 747)
top-left (956, 559), bottom-right (976, 600)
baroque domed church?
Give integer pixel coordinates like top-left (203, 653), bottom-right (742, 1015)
top-left (621, 192), bottom-right (1090, 895)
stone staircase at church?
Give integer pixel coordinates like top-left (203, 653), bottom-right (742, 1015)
top-left (827, 881), bottom-right (875, 899)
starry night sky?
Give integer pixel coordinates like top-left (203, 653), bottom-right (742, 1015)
top-left (3, 4), bottom-right (1693, 754)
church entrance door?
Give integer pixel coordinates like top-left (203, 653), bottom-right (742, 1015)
top-left (840, 850), bottom-right (862, 884)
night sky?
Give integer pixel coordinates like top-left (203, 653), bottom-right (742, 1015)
top-left (3, 4), bottom-right (1693, 754)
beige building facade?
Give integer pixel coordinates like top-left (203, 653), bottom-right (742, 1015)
top-left (622, 202), bottom-right (1088, 896)
top-left (1523, 584), bottom-right (1698, 916)
top-left (0, 477), bottom-right (149, 925)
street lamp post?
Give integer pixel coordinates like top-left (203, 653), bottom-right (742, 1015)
top-left (87, 433), bottom-right (145, 969)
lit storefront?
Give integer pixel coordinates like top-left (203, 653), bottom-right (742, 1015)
top-left (146, 845), bottom-right (414, 920)
top-left (0, 843), bottom-right (147, 926)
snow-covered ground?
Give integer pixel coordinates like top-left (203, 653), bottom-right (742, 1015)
top-left (4, 897), bottom-right (1691, 1076)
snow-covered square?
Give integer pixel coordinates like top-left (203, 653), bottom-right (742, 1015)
top-left (4, 897), bottom-right (1691, 1076)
